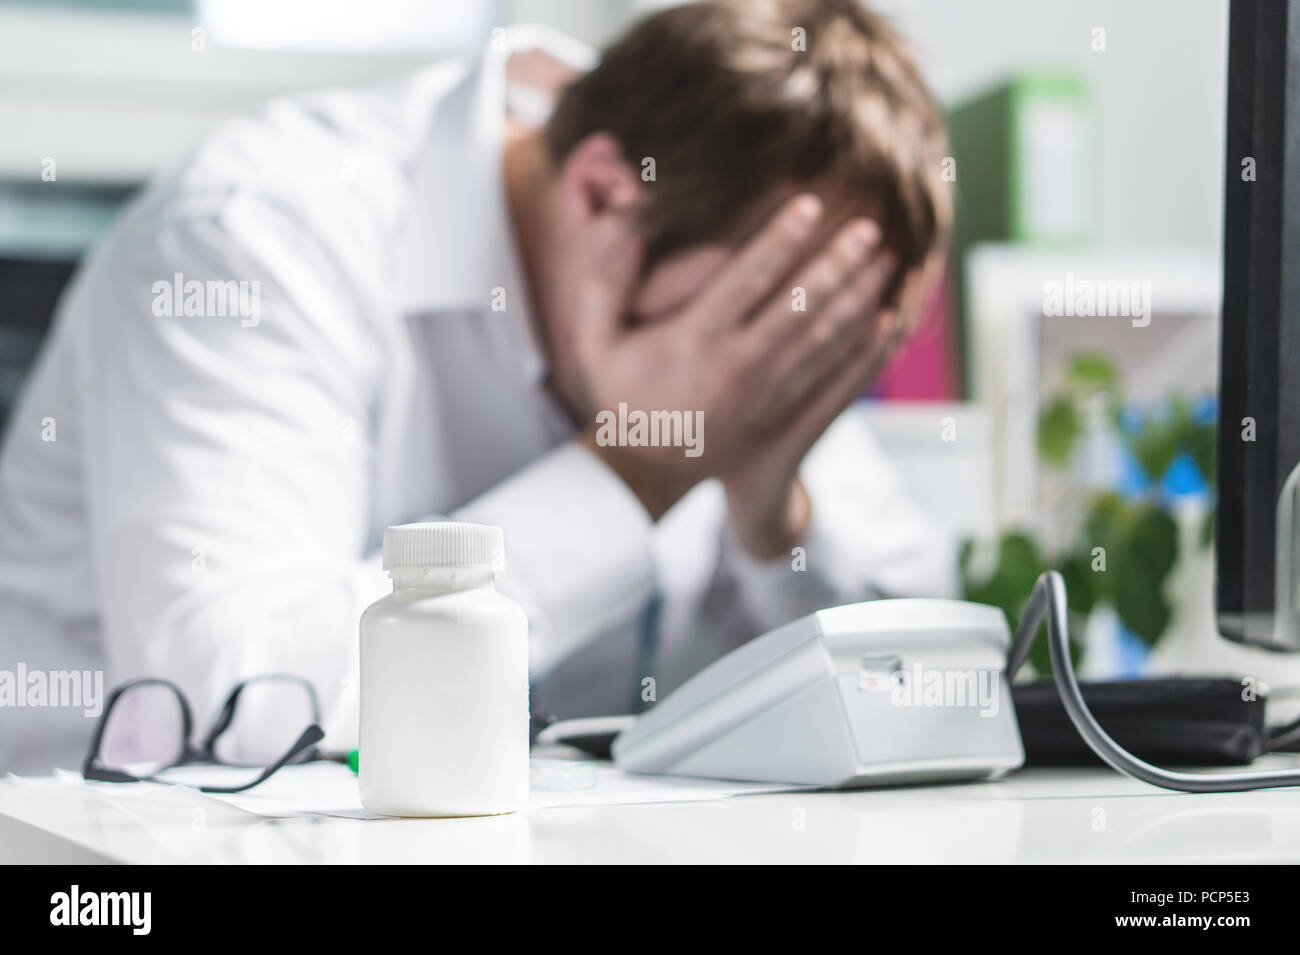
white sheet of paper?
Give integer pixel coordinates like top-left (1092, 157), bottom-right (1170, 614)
top-left (10, 759), bottom-right (812, 820)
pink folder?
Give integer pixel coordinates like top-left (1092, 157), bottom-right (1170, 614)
top-left (870, 270), bottom-right (957, 401)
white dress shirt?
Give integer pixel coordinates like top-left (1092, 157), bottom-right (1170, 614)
top-left (0, 26), bottom-right (955, 774)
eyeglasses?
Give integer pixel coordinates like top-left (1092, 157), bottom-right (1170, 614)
top-left (82, 675), bottom-right (333, 794)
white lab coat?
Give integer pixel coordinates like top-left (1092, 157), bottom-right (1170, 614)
top-left (0, 27), bottom-right (955, 774)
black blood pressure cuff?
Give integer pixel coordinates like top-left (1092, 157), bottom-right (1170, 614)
top-left (1012, 677), bottom-right (1268, 767)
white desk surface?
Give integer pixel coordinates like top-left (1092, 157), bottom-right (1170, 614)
top-left (4, 756), bottom-right (1300, 864)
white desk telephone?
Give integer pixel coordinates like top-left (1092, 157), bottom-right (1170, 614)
top-left (542, 598), bottom-right (1026, 789)
top-left (541, 575), bottom-right (1300, 794)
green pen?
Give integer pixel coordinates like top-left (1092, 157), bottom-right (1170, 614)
top-left (346, 749), bottom-right (359, 774)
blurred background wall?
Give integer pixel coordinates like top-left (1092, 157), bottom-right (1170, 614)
top-left (875, 0), bottom-right (1228, 254)
top-left (0, 0), bottom-right (1228, 250)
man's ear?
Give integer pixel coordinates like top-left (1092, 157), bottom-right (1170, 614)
top-left (558, 131), bottom-right (642, 223)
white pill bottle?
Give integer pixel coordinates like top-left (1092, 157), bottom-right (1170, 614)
top-left (360, 522), bottom-right (529, 817)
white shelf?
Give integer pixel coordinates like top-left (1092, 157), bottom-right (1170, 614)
top-left (964, 243), bottom-right (1222, 533)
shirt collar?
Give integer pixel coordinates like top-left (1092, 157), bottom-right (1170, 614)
top-left (396, 26), bottom-right (596, 384)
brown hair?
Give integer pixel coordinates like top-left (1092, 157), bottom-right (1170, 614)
top-left (544, 0), bottom-right (951, 271)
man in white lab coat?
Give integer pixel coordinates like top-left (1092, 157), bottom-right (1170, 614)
top-left (0, 0), bottom-right (954, 772)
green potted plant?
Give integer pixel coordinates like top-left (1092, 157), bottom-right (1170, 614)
top-left (959, 352), bottom-right (1215, 675)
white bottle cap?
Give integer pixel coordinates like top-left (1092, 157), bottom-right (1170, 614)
top-left (382, 522), bottom-right (506, 573)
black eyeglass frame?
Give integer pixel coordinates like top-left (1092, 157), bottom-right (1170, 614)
top-left (82, 675), bottom-right (329, 794)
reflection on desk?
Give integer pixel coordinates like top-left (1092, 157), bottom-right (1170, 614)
top-left (3, 757), bottom-right (1300, 864)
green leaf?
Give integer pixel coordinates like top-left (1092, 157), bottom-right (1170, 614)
top-left (1038, 397), bottom-right (1081, 467)
top-left (1189, 421), bottom-right (1216, 488)
top-left (1125, 419), bottom-right (1179, 485)
top-left (1115, 573), bottom-right (1172, 646)
top-left (1067, 351), bottom-right (1119, 394)
top-left (1126, 506), bottom-right (1179, 578)
top-left (1058, 551), bottom-right (1098, 618)
top-left (1111, 506), bottom-right (1179, 645)
top-left (1079, 492), bottom-right (1124, 602)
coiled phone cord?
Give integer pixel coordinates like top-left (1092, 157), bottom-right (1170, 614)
top-left (1008, 570), bottom-right (1300, 793)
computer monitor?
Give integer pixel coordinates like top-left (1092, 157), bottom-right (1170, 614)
top-left (1216, 0), bottom-right (1300, 650)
